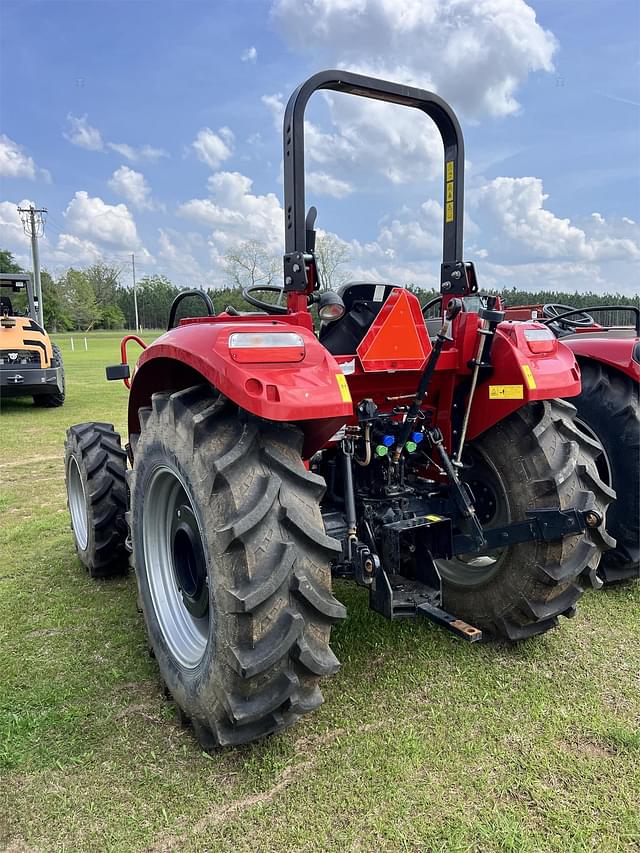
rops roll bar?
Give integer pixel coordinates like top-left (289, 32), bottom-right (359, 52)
top-left (282, 70), bottom-right (468, 295)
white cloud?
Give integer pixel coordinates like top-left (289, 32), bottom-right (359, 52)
top-left (158, 229), bottom-right (208, 283)
top-left (307, 171), bottom-right (353, 198)
top-left (63, 191), bottom-right (141, 249)
top-left (0, 136), bottom-right (37, 180)
top-left (0, 200), bottom-right (32, 259)
top-left (52, 233), bottom-right (107, 265)
top-left (64, 114), bottom-right (104, 151)
top-left (471, 176), bottom-right (640, 263)
top-left (107, 142), bottom-right (168, 163)
top-left (108, 166), bottom-right (156, 210)
top-left (270, 0), bottom-right (556, 118)
top-left (241, 46), bottom-right (257, 62)
top-left (266, 1), bottom-right (557, 196)
top-left (178, 170), bottom-right (284, 275)
top-left (192, 127), bottom-right (234, 169)
top-left (263, 83), bottom-right (443, 190)
top-left (64, 114), bottom-right (168, 162)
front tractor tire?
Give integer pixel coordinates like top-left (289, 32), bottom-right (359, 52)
top-left (64, 422), bottom-right (129, 577)
top-left (438, 399), bottom-right (614, 641)
top-left (129, 386), bottom-right (346, 748)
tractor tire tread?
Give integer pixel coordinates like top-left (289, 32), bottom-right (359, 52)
top-left (64, 422), bottom-right (128, 577)
top-left (130, 384), bottom-right (344, 749)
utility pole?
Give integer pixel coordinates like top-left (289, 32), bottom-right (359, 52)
top-left (131, 252), bottom-right (140, 331)
top-left (18, 204), bottom-right (47, 327)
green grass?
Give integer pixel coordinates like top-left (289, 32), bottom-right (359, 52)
top-left (1, 332), bottom-right (638, 853)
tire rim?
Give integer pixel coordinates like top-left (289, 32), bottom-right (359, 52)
top-left (436, 447), bottom-right (511, 586)
top-left (67, 455), bottom-right (88, 551)
top-left (574, 417), bottom-right (612, 487)
top-left (143, 465), bottom-right (209, 669)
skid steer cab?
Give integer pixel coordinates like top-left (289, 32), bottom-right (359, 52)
top-left (1, 273), bottom-right (65, 407)
top-left (65, 70), bottom-right (614, 750)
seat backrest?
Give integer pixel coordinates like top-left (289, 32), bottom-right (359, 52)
top-left (320, 282), bottom-right (397, 355)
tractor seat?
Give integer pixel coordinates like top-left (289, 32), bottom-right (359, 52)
top-left (319, 281), bottom-right (397, 355)
top-left (0, 296), bottom-right (14, 316)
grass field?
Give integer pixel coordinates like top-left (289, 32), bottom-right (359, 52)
top-left (1, 332), bottom-right (639, 853)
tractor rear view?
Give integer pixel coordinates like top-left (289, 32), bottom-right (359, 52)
top-left (65, 70), bottom-right (614, 749)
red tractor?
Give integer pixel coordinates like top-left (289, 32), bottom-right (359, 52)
top-left (65, 71), bottom-right (613, 748)
top-left (503, 303), bottom-right (639, 585)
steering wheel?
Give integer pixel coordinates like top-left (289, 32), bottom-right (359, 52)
top-left (541, 303), bottom-right (595, 329)
top-left (242, 284), bottom-right (288, 315)
top-left (422, 295), bottom-right (442, 317)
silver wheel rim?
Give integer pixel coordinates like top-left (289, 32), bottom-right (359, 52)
top-left (67, 456), bottom-right (88, 551)
top-left (142, 465), bottom-right (209, 669)
top-left (436, 447), bottom-right (510, 586)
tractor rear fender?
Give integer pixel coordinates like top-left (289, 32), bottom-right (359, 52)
top-left (564, 336), bottom-right (640, 383)
top-left (465, 321), bottom-right (581, 441)
top-left (127, 319), bottom-right (353, 456)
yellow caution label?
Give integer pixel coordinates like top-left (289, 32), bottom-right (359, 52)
top-left (522, 364), bottom-right (537, 389)
top-left (425, 514), bottom-right (443, 522)
top-left (446, 182), bottom-right (454, 202)
top-left (446, 201), bottom-right (454, 223)
top-left (446, 161), bottom-right (454, 182)
top-left (335, 373), bottom-right (352, 403)
top-left (489, 385), bottom-right (524, 400)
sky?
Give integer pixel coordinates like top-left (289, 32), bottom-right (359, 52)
top-left (1, 0), bottom-right (639, 295)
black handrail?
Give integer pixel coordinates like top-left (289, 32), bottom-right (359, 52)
top-left (167, 289), bottom-right (215, 330)
top-left (283, 70), bottom-right (465, 268)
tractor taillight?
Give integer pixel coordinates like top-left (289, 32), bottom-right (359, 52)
top-left (228, 332), bottom-right (305, 363)
top-left (524, 327), bottom-right (557, 354)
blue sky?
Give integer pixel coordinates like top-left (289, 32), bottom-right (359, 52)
top-left (1, 0), bottom-right (638, 294)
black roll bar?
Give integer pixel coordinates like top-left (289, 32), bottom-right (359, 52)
top-left (283, 70), bottom-right (465, 278)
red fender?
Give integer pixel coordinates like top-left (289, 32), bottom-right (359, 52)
top-left (563, 335), bottom-right (640, 383)
top-left (128, 318), bottom-right (353, 456)
top-left (465, 321), bottom-right (581, 440)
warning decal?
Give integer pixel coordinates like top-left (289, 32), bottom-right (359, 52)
top-left (335, 373), bottom-right (352, 403)
top-left (521, 364), bottom-right (537, 390)
top-left (445, 161), bottom-right (455, 222)
top-left (489, 385), bottom-right (524, 400)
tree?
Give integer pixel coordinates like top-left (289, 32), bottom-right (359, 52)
top-left (58, 268), bottom-right (101, 330)
top-left (135, 275), bottom-right (179, 329)
top-left (315, 232), bottom-right (351, 290)
top-left (41, 270), bottom-right (72, 331)
top-left (100, 304), bottom-right (126, 329)
top-left (0, 249), bottom-right (24, 274)
top-left (223, 241), bottom-right (279, 291)
top-left (85, 263), bottom-right (123, 326)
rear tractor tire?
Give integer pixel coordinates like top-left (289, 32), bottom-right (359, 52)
top-left (572, 361), bottom-right (639, 584)
top-left (438, 399), bottom-right (614, 641)
top-left (129, 385), bottom-right (346, 748)
top-left (64, 422), bottom-right (129, 577)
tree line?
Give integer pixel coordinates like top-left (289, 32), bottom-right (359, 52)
top-left (1, 246), bottom-right (636, 332)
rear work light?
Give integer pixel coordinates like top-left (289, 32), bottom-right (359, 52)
top-left (228, 331), bottom-right (305, 363)
top-left (523, 326), bottom-right (557, 354)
